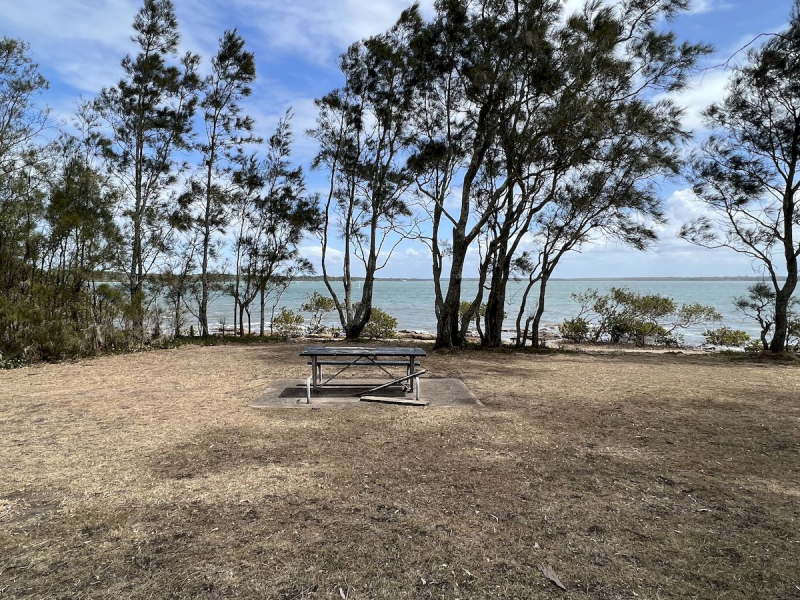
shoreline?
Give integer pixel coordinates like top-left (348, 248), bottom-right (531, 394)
top-left (202, 326), bottom-right (744, 355)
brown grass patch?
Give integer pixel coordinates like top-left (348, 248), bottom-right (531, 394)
top-left (1, 343), bottom-right (799, 598)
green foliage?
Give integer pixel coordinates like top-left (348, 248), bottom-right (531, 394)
top-left (703, 327), bottom-right (751, 348)
top-left (559, 318), bottom-right (589, 343)
top-left (682, 6), bottom-right (800, 352)
top-left (309, 10), bottom-right (419, 340)
top-left (94, 0), bottom-right (201, 339)
top-left (361, 307), bottom-right (398, 340)
top-left (0, 36), bottom-right (49, 174)
top-left (731, 282), bottom-right (799, 351)
top-left (300, 292), bottom-right (336, 334)
top-left (187, 29), bottom-right (258, 336)
top-left (787, 318), bottom-right (800, 351)
top-left (0, 52), bottom-right (129, 363)
top-left (272, 308), bottom-right (304, 340)
top-left (231, 113), bottom-right (319, 336)
top-left (569, 287), bottom-right (721, 347)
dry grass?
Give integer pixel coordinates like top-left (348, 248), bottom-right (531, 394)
top-left (1, 343), bottom-right (799, 599)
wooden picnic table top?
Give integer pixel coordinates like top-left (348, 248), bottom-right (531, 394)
top-left (300, 346), bottom-right (427, 357)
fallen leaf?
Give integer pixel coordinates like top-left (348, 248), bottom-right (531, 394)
top-left (537, 564), bottom-right (566, 591)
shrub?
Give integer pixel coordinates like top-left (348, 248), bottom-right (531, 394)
top-left (272, 308), bottom-right (304, 339)
top-left (300, 292), bottom-right (336, 334)
top-left (703, 326), bottom-right (751, 347)
top-left (362, 307), bottom-right (398, 339)
top-left (570, 287), bottom-right (721, 347)
top-left (560, 317), bottom-right (589, 342)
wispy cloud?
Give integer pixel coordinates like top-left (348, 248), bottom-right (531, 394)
top-left (669, 69), bottom-right (732, 132)
top-left (687, 0), bottom-right (733, 15)
top-left (225, 0), bottom-right (435, 64)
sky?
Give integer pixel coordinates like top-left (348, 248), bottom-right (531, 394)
top-left (3, 0), bottom-right (794, 279)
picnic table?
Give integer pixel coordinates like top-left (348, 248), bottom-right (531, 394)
top-left (299, 346), bottom-right (427, 404)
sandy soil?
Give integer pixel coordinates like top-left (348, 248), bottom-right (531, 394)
top-left (1, 342), bottom-right (799, 599)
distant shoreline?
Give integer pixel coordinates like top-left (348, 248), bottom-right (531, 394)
top-left (96, 274), bottom-right (787, 283)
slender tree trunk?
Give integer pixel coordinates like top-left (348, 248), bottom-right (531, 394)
top-left (259, 283), bottom-right (266, 336)
top-left (515, 273), bottom-right (539, 346)
top-left (769, 182), bottom-right (798, 352)
top-left (530, 274), bottom-right (550, 348)
top-left (173, 292), bottom-right (183, 337)
top-left (200, 136), bottom-right (217, 337)
top-left (233, 297), bottom-right (239, 336)
top-left (199, 211), bottom-right (210, 336)
top-left (131, 125), bottom-right (145, 341)
top-left (131, 223), bottom-right (143, 340)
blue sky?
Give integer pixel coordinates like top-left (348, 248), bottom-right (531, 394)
top-left (3, 0), bottom-right (793, 278)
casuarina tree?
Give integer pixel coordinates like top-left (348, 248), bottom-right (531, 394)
top-left (310, 7), bottom-right (421, 340)
top-left (681, 1), bottom-right (800, 352)
top-left (184, 29), bottom-right (258, 336)
top-left (94, 0), bottom-right (200, 340)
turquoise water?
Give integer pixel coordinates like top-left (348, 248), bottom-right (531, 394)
top-left (206, 278), bottom-right (776, 344)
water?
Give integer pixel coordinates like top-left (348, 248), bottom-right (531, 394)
top-left (206, 278), bottom-right (773, 345)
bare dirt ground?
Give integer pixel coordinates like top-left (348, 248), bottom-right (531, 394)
top-left (1, 342), bottom-right (798, 599)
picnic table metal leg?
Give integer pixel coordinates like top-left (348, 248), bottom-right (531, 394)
top-left (408, 355), bottom-right (416, 392)
top-left (311, 356), bottom-right (318, 392)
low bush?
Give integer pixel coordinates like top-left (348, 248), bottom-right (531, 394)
top-left (703, 326), bottom-right (751, 347)
top-left (272, 308), bottom-right (304, 340)
top-left (300, 292), bottom-right (336, 334)
top-left (567, 287), bottom-right (721, 347)
top-left (560, 317), bottom-right (590, 342)
top-left (362, 307), bottom-right (398, 339)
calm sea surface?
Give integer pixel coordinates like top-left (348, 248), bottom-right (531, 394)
top-left (205, 279), bottom-right (777, 345)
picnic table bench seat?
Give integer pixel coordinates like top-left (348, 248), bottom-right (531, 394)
top-left (306, 359), bottom-right (421, 367)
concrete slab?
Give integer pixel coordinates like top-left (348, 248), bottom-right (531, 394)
top-left (249, 378), bottom-right (483, 409)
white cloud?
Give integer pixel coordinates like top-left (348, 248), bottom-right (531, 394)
top-left (4, 0), bottom-right (139, 93)
top-left (687, 0), bottom-right (733, 15)
top-left (227, 0), bottom-right (435, 64)
top-left (664, 69), bottom-right (732, 132)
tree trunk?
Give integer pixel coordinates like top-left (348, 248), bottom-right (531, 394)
top-left (770, 181), bottom-right (799, 351)
top-left (130, 213), bottom-right (144, 341)
top-left (259, 284), bottom-right (266, 336)
top-left (173, 290), bottom-right (182, 337)
top-left (233, 297), bottom-right (239, 336)
top-left (344, 248), bottom-right (377, 341)
top-left (434, 239), bottom-right (468, 350)
top-left (530, 274), bottom-right (550, 348)
top-left (514, 274), bottom-right (538, 346)
top-left (770, 277), bottom-right (797, 351)
top-left (199, 207), bottom-right (210, 336)
top-left (483, 244), bottom-right (510, 348)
